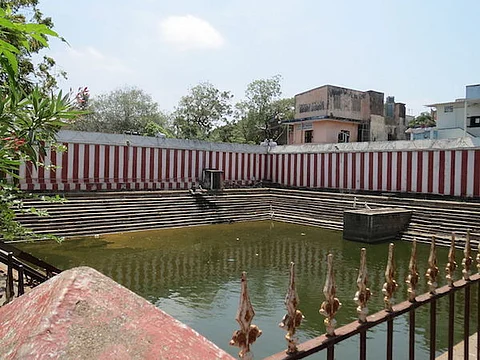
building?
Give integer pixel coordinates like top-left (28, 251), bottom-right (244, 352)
top-left (384, 96), bottom-right (407, 140)
top-left (426, 84), bottom-right (480, 139)
top-left (285, 85), bottom-right (405, 145)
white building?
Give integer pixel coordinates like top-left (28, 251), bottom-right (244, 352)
top-left (426, 84), bottom-right (480, 139)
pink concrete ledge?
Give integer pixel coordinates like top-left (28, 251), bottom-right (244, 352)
top-left (0, 267), bottom-right (235, 360)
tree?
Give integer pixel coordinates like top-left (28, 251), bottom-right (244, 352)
top-left (71, 87), bottom-right (172, 137)
top-left (408, 112), bottom-right (435, 128)
top-left (0, 1), bottom-right (66, 92)
top-left (0, 7), bottom-right (79, 240)
top-left (173, 82), bottom-right (233, 140)
top-left (235, 75), bottom-right (291, 144)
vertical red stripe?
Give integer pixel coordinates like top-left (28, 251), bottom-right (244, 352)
top-left (335, 154), bottom-right (340, 189)
top-left (123, 146), bottom-right (128, 183)
top-left (360, 153), bottom-right (365, 190)
top-left (258, 153), bottom-right (262, 180)
top-left (26, 161), bottom-right (33, 184)
top-left (386, 152), bottom-right (392, 191)
top-left (165, 149), bottom-right (171, 181)
top-left (343, 153), bottom-right (348, 189)
top-left (299, 153), bottom-right (304, 187)
top-left (416, 152), bottom-right (423, 193)
top-left (62, 144), bottom-right (68, 183)
top-left (474, 150), bottom-right (480, 197)
top-left (104, 145), bottom-right (110, 183)
top-left (377, 153), bottom-right (383, 191)
top-left (351, 153), bottom-right (356, 190)
top-left (149, 148), bottom-right (155, 182)
top-left (83, 145), bottom-right (89, 182)
top-left (216, 152), bottom-right (220, 171)
top-left (396, 152), bottom-right (402, 192)
top-left (306, 154), bottom-right (311, 187)
top-left (368, 153), bottom-right (374, 190)
top-left (246, 153), bottom-right (251, 180)
top-left (132, 147), bottom-right (138, 182)
top-left (427, 152), bottom-right (434, 193)
top-left (50, 149), bottom-right (57, 183)
top-left (313, 154), bottom-right (318, 188)
top-left (181, 149), bottom-right (186, 181)
top-left (187, 150), bottom-right (193, 180)
top-left (141, 147), bottom-right (147, 182)
top-left (327, 153), bottom-right (333, 188)
top-left (114, 146), bottom-right (119, 182)
top-left (93, 144), bottom-right (100, 182)
top-left (406, 152), bottom-right (412, 192)
top-left (461, 150), bottom-right (468, 196)
top-left (439, 151), bottom-right (445, 195)
top-left (450, 151), bottom-right (456, 196)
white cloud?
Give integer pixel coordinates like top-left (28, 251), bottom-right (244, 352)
top-left (159, 15), bottom-right (225, 51)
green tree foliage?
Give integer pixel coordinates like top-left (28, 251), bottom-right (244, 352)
top-left (71, 87), bottom-right (172, 137)
top-left (0, 1), bottom-right (66, 92)
top-left (0, 6), bottom-right (79, 240)
top-left (173, 82), bottom-right (233, 140)
top-left (235, 75), bottom-right (292, 144)
top-left (408, 112), bottom-right (435, 128)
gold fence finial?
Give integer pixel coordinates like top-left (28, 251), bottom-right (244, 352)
top-left (426, 236), bottom-right (439, 294)
top-left (406, 239), bottom-right (419, 302)
top-left (354, 248), bottom-right (371, 323)
top-left (462, 230), bottom-right (473, 281)
top-left (230, 272), bottom-right (262, 360)
top-left (382, 243), bottom-right (398, 312)
top-left (279, 262), bottom-right (304, 354)
top-left (445, 233), bottom-right (457, 287)
top-left (320, 254), bottom-right (342, 336)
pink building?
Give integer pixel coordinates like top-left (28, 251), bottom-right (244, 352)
top-left (285, 85), bottom-right (385, 145)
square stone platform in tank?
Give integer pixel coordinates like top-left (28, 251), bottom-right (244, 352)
top-left (343, 208), bottom-right (412, 243)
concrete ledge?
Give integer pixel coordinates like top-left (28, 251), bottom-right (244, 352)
top-left (343, 208), bottom-right (412, 243)
top-left (0, 267), bottom-right (234, 359)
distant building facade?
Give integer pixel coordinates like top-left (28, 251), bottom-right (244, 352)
top-left (426, 84), bottom-right (480, 139)
top-left (285, 85), bottom-right (406, 145)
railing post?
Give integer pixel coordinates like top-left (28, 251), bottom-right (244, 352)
top-left (354, 248), bottom-right (370, 360)
top-left (230, 272), bottom-right (262, 360)
top-left (406, 239), bottom-right (419, 360)
top-left (383, 243), bottom-right (397, 360)
top-left (5, 252), bottom-right (15, 304)
top-left (18, 264), bottom-right (25, 296)
top-left (279, 262), bottom-right (304, 355)
top-left (462, 230), bottom-right (473, 360)
top-left (445, 233), bottom-right (457, 360)
top-left (320, 254), bottom-right (341, 337)
top-left (426, 236), bottom-right (439, 360)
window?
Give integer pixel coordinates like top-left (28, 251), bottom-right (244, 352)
top-left (469, 116), bottom-right (480, 128)
top-left (444, 106), bottom-right (453, 113)
top-left (338, 130), bottom-right (350, 143)
top-left (333, 95), bottom-right (341, 110)
top-left (304, 130), bottom-right (313, 143)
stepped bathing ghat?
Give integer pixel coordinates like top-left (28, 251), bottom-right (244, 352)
top-left (1, 130), bottom-right (480, 359)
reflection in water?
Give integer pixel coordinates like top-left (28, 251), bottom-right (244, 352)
top-left (18, 221), bottom-right (478, 359)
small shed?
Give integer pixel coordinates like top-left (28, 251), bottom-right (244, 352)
top-left (202, 168), bottom-right (224, 190)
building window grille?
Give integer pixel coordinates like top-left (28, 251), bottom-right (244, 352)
top-left (468, 116), bottom-right (480, 128)
top-left (444, 106), bottom-right (453, 113)
top-left (338, 130), bottom-right (350, 143)
top-left (304, 130), bottom-right (313, 143)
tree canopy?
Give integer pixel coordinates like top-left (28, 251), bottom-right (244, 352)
top-left (71, 87), bottom-right (172, 137)
top-left (173, 82), bottom-right (233, 140)
top-left (408, 112), bottom-right (436, 128)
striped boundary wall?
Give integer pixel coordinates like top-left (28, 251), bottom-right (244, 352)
top-left (15, 137), bottom-right (480, 198)
top-left (269, 150), bottom-right (480, 197)
top-left (18, 143), bottom-right (268, 191)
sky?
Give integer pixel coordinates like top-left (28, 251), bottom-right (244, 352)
top-left (37, 0), bottom-right (479, 116)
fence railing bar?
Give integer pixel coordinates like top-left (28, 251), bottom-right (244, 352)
top-left (429, 300), bottom-right (436, 360)
top-left (463, 286), bottom-right (470, 360)
top-left (386, 319), bottom-right (393, 360)
top-left (263, 274), bottom-right (480, 360)
top-left (18, 264), bottom-right (25, 296)
top-left (6, 252), bottom-right (14, 304)
top-left (359, 330), bottom-right (366, 360)
top-left (326, 345), bottom-right (334, 360)
top-left (447, 292), bottom-right (454, 360)
top-left (409, 310), bottom-right (415, 360)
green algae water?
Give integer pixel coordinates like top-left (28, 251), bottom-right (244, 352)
top-left (17, 221), bottom-right (478, 359)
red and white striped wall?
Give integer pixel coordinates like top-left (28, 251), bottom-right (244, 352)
top-left (268, 150), bottom-right (480, 197)
top-left (17, 142), bottom-right (480, 198)
top-left (18, 143), bottom-right (268, 191)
